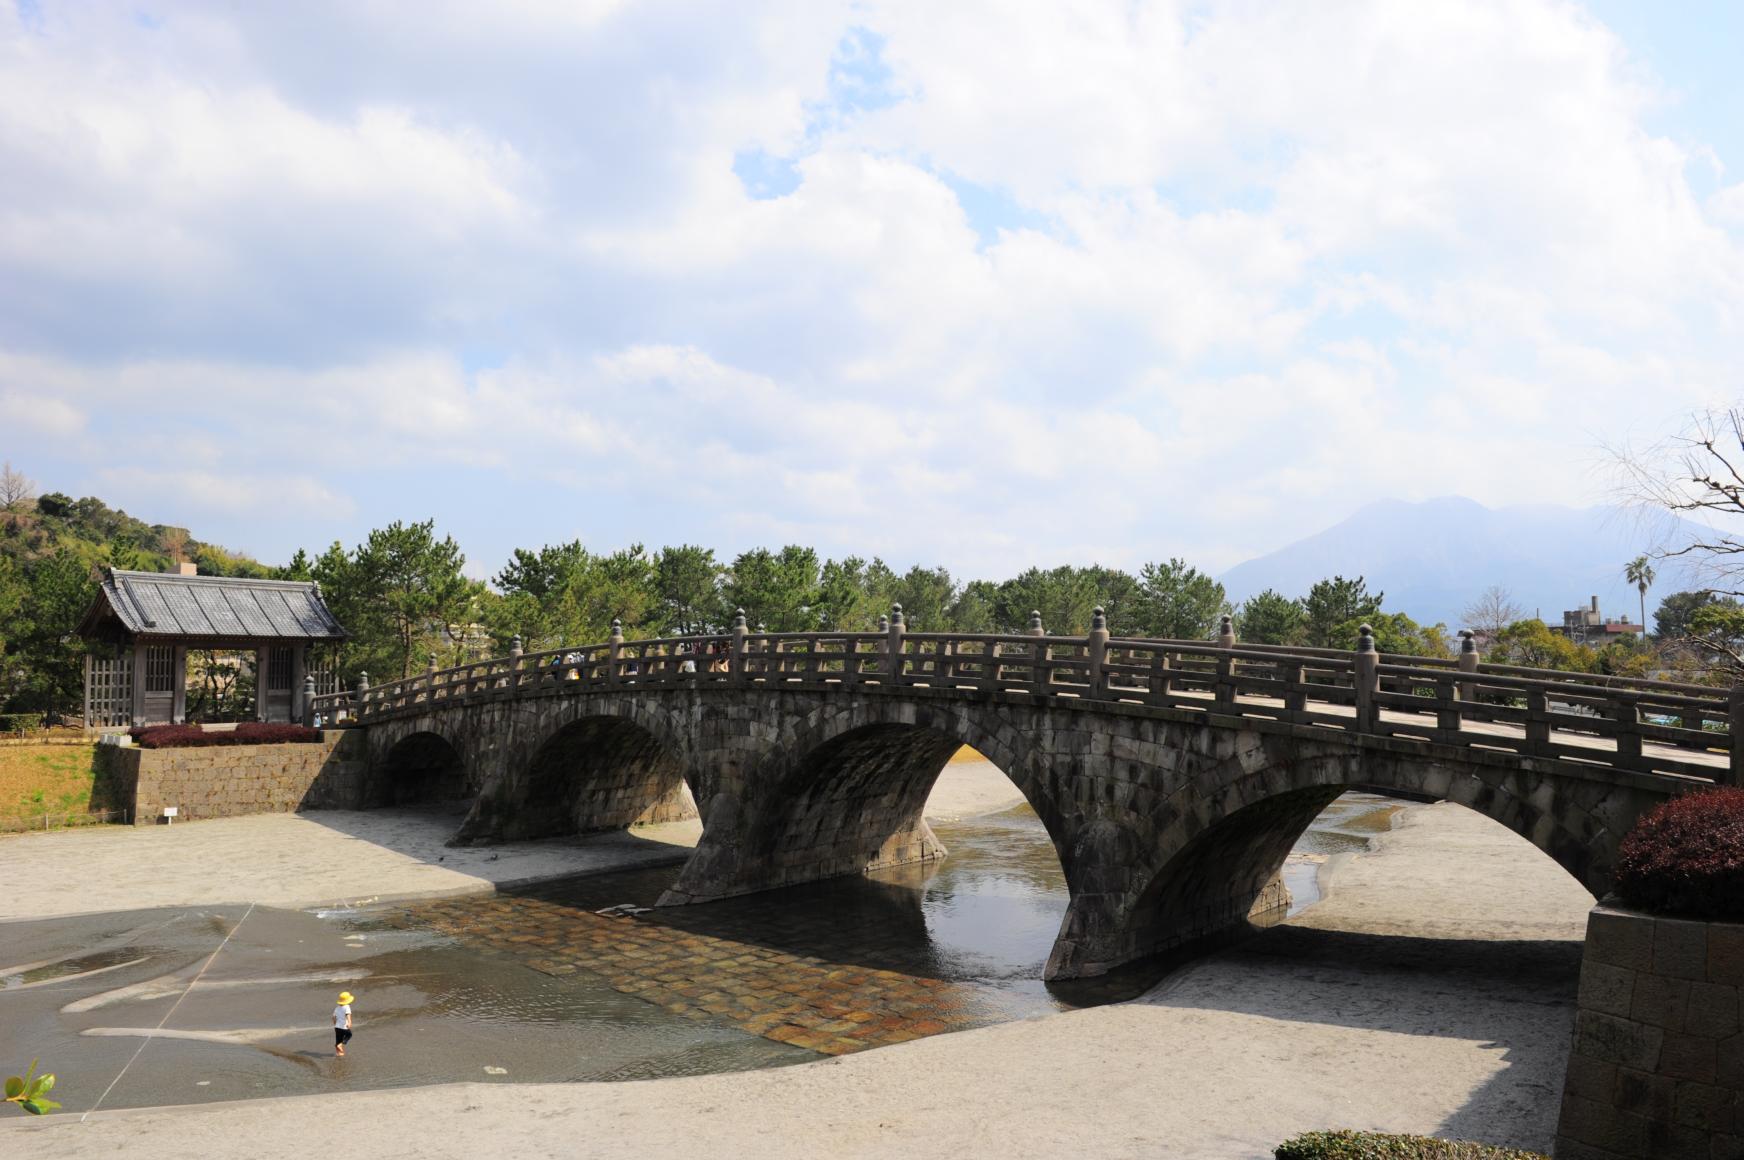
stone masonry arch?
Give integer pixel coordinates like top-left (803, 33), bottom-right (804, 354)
top-left (659, 694), bottom-right (1072, 906)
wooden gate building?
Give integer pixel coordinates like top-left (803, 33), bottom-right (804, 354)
top-left (76, 566), bottom-right (347, 727)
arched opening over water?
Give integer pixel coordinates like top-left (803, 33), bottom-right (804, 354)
top-left (374, 730), bottom-right (469, 808)
top-left (499, 715), bottom-right (695, 844)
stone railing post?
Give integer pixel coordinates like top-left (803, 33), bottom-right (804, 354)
top-left (731, 609), bottom-right (748, 684)
top-left (356, 671), bottom-right (370, 722)
top-left (1214, 614), bottom-right (1236, 708)
top-left (1217, 614), bottom-right (1236, 651)
top-left (608, 619), bottom-right (624, 686)
top-left (509, 634), bottom-right (523, 694)
top-left (1353, 625), bottom-right (1379, 733)
top-left (886, 604), bottom-right (906, 686)
top-left (426, 653), bottom-right (438, 699)
top-left (1086, 606), bottom-right (1109, 697)
top-left (1456, 630), bottom-right (1479, 704)
top-left (1730, 680), bottom-right (1744, 786)
top-left (302, 674), bottom-right (317, 727)
top-left (1027, 610), bottom-right (1047, 692)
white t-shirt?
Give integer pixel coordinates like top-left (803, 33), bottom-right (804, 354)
top-left (334, 1004), bottom-right (351, 1028)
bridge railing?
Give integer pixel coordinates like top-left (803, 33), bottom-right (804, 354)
top-left (305, 610), bottom-right (1739, 786)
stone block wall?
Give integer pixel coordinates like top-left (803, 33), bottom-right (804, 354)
top-left (1556, 903), bottom-right (1744, 1159)
top-left (106, 731), bottom-right (368, 825)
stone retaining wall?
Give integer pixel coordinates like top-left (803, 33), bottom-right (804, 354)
top-left (1556, 903), bottom-right (1744, 1159)
top-left (99, 731), bottom-right (368, 825)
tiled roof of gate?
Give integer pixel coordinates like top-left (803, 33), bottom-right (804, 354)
top-left (80, 569), bottom-right (347, 641)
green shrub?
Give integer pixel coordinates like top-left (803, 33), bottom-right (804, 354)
top-left (1275, 1130), bottom-right (1547, 1159)
top-left (0, 713), bottom-right (41, 735)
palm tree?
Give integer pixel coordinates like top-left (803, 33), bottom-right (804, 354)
top-left (1625, 555), bottom-right (1656, 632)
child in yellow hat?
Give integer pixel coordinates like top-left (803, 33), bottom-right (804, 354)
top-left (334, 991), bottom-right (355, 1057)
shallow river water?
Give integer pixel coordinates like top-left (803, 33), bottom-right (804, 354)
top-left (0, 791), bottom-right (1402, 1113)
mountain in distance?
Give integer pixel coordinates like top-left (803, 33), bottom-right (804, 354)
top-left (1218, 496), bottom-right (1714, 633)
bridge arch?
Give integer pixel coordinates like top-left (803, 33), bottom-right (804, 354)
top-left (454, 696), bottom-right (698, 844)
top-left (660, 695), bottom-right (1071, 905)
top-left (1047, 737), bottom-right (1613, 978)
top-left (374, 729), bottom-right (470, 808)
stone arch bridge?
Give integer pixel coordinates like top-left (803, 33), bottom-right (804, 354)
top-left (311, 611), bottom-right (1739, 980)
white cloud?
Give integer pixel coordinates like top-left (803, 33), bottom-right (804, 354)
top-left (0, 0), bottom-right (1741, 582)
top-left (0, 390), bottom-right (85, 437)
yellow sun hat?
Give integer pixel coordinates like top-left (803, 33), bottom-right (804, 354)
top-left (338, 992), bottom-right (354, 1004)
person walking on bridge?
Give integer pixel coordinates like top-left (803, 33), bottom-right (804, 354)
top-left (334, 991), bottom-right (355, 1057)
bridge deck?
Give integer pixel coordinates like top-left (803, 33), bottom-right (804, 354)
top-left (312, 627), bottom-right (1738, 789)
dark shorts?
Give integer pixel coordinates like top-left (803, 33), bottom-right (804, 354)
top-left (335, 1028), bottom-right (353, 1046)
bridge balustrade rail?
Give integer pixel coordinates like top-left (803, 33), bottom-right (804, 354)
top-left (304, 617), bottom-right (1741, 787)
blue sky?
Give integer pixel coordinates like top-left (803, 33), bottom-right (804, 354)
top-left (2, 1), bottom-right (1742, 582)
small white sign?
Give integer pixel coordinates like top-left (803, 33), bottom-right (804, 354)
top-left (162, 806), bottom-right (178, 817)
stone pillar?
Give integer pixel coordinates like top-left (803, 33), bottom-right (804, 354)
top-left (1217, 614), bottom-right (1237, 651)
top-left (608, 619), bottom-right (625, 686)
top-left (356, 671), bottom-right (370, 723)
top-left (426, 653), bottom-right (438, 698)
top-left (1087, 606), bottom-right (1109, 698)
top-left (731, 609), bottom-right (748, 684)
top-left (508, 634), bottom-right (523, 694)
top-left (302, 675), bottom-right (317, 726)
top-left (1354, 624), bottom-right (1379, 732)
top-left (886, 604), bottom-right (906, 686)
top-left (1730, 680), bottom-right (1744, 787)
top-left (1456, 630), bottom-right (1479, 702)
top-left (1028, 610), bottom-right (1047, 692)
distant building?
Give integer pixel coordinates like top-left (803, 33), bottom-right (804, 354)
top-left (1552, 596), bottom-right (1646, 646)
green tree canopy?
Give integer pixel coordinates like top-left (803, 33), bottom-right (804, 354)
top-left (1302, 575), bottom-right (1384, 648)
top-left (1236, 588), bottom-right (1304, 645)
top-left (1133, 558), bottom-right (1228, 640)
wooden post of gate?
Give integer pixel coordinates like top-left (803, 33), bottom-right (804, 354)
top-left (1354, 625), bottom-right (1379, 733)
top-left (1087, 606), bottom-right (1109, 699)
top-left (886, 604), bottom-right (907, 687)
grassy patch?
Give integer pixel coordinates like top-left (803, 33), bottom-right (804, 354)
top-left (1276, 1131), bottom-right (1547, 1159)
top-left (0, 744), bottom-right (117, 828)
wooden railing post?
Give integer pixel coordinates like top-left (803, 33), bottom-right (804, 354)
top-left (886, 604), bottom-right (906, 686)
top-left (1087, 606), bottom-right (1109, 698)
top-left (608, 619), bottom-right (624, 686)
top-left (1729, 680), bottom-right (1744, 786)
top-left (731, 609), bottom-right (748, 684)
top-left (1353, 625), bottom-right (1379, 732)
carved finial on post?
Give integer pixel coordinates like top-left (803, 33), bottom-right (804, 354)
top-left (357, 670), bottom-right (370, 692)
top-left (511, 634), bottom-right (524, 657)
top-left (1028, 610), bottom-right (1045, 636)
top-left (1454, 629), bottom-right (1480, 712)
top-left (1357, 624), bottom-right (1376, 653)
top-left (732, 608), bottom-right (747, 631)
top-left (890, 603), bottom-right (905, 627)
top-left (1091, 605), bottom-right (1107, 633)
top-left (1459, 629), bottom-right (1477, 656)
top-left (302, 674), bottom-right (317, 727)
top-left (608, 619), bottom-right (625, 686)
top-left (1218, 614), bottom-right (1237, 650)
top-left (428, 652), bottom-right (438, 673)
top-left (878, 614), bottom-right (890, 632)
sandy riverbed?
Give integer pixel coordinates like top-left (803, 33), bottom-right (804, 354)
top-left (4, 787), bottom-right (1593, 1158)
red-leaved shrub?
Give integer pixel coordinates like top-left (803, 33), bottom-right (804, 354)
top-left (131, 723), bottom-right (324, 749)
top-left (1613, 787), bottom-right (1744, 920)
